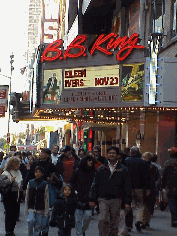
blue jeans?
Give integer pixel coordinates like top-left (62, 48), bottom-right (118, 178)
top-left (48, 183), bottom-right (59, 208)
top-left (75, 209), bottom-right (92, 236)
top-left (27, 212), bottom-right (49, 236)
top-left (168, 195), bottom-right (177, 225)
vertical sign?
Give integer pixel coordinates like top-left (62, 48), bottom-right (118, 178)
top-left (149, 37), bottom-right (159, 104)
top-left (42, 0), bottom-right (60, 44)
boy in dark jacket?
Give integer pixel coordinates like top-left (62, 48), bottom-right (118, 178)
top-left (50, 184), bottom-right (77, 236)
top-left (25, 166), bottom-right (49, 236)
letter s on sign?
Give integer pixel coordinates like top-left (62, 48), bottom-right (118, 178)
top-left (41, 39), bottom-right (63, 62)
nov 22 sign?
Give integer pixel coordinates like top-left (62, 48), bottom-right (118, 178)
top-left (41, 33), bottom-right (145, 62)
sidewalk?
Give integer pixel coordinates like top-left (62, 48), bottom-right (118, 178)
top-left (0, 200), bottom-right (176, 236)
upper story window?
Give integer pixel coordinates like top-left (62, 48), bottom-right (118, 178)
top-left (172, 0), bottom-right (177, 37)
top-left (113, 12), bottom-right (121, 36)
top-left (151, 0), bottom-right (165, 33)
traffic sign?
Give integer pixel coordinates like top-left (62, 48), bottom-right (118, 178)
top-left (0, 105), bottom-right (5, 117)
top-left (7, 133), bottom-right (10, 144)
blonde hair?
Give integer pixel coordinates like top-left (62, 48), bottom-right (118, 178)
top-left (142, 152), bottom-right (153, 161)
top-left (4, 157), bottom-right (20, 171)
top-left (61, 183), bottom-right (72, 194)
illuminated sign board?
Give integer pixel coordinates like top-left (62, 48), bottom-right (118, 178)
top-left (64, 65), bottom-right (119, 89)
top-left (41, 33), bottom-right (145, 62)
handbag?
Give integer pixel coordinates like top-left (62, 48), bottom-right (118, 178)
top-left (0, 171), bottom-right (14, 195)
top-left (157, 190), bottom-right (168, 211)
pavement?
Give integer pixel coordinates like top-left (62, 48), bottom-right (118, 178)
top-left (0, 199), bottom-right (177, 236)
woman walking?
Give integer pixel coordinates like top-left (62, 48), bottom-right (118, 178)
top-left (0, 157), bottom-right (23, 236)
top-left (69, 155), bottom-right (95, 236)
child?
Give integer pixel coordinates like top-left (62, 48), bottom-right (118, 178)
top-left (49, 183), bottom-right (77, 236)
top-left (25, 166), bottom-right (49, 236)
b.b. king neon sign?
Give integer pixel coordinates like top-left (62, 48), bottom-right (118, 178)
top-left (41, 33), bottom-right (145, 62)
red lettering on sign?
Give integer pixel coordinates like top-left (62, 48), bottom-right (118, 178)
top-left (116, 33), bottom-right (145, 61)
top-left (95, 77), bottom-right (119, 86)
top-left (65, 79), bottom-right (84, 88)
top-left (41, 39), bottom-right (62, 62)
top-left (90, 33), bottom-right (115, 56)
top-left (64, 35), bottom-right (87, 59)
top-left (65, 69), bottom-right (86, 78)
top-left (41, 33), bottom-right (145, 62)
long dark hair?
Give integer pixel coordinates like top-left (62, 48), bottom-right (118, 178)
top-left (78, 155), bottom-right (95, 172)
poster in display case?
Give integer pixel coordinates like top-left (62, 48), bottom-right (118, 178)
top-left (121, 63), bottom-right (144, 102)
top-left (43, 69), bottom-right (62, 104)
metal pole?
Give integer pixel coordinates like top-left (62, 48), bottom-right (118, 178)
top-left (7, 53), bottom-right (14, 153)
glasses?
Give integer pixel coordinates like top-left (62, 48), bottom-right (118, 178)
top-left (88, 159), bottom-right (93, 162)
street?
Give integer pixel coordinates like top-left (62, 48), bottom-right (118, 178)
top-left (0, 199), bottom-right (176, 236)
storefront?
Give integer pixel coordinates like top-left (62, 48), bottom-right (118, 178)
top-left (33, 33), bottom-right (177, 164)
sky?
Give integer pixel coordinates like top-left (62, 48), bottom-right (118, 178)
top-left (0, 0), bottom-right (33, 137)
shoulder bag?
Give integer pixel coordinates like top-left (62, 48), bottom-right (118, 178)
top-left (0, 171), bottom-right (14, 195)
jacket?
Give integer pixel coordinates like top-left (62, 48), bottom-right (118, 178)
top-left (25, 178), bottom-right (49, 216)
top-left (69, 157), bottom-right (95, 209)
top-left (90, 160), bottom-right (132, 205)
top-left (125, 156), bottom-right (151, 190)
top-left (49, 193), bottom-right (77, 228)
top-left (97, 155), bottom-right (106, 164)
top-left (23, 159), bottom-right (63, 190)
top-left (162, 157), bottom-right (177, 195)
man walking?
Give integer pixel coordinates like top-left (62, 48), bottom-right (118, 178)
top-left (89, 146), bottom-right (132, 236)
top-left (125, 146), bottom-right (151, 232)
top-left (51, 144), bottom-right (60, 165)
top-left (92, 145), bottom-right (106, 164)
top-left (56, 145), bottom-right (78, 184)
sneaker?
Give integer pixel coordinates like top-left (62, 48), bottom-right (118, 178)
top-left (141, 222), bottom-right (150, 229)
top-left (135, 221), bottom-right (142, 232)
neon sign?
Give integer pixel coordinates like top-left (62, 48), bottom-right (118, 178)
top-left (41, 33), bottom-right (145, 62)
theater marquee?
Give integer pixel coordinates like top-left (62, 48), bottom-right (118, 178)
top-left (64, 65), bottom-right (120, 89)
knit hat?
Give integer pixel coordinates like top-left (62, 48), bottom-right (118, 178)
top-left (168, 147), bottom-right (177, 154)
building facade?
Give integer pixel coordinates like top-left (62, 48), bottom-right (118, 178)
top-left (16, 0), bottom-right (177, 166)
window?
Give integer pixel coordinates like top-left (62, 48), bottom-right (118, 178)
top-left (152, 0), bottom-right (165, 33)
top-left (172, 0), bottom-right (177, 37)
top-left (113, 12), bottom-right (121, 36)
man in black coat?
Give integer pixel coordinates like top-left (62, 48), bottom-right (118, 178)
top-left (162, 147), bottom-right (177, 227)
top-left (92, 145), bottom-right (106, 164)
top-left (89, 146), bottom-right (132, 236)
top-left (23, 148), bottom-right (63, 236)
top-left (124, 146), bottom-right (151, 232)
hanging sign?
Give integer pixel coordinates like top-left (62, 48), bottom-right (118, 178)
top-left (41, 33), bottom-right (145, 62)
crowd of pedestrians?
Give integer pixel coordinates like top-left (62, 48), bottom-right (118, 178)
top-left (0, 144), bottom-right (176, 236)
